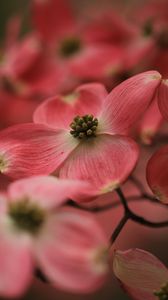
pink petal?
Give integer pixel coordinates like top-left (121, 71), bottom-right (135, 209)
top-left (8, 176), bottom-right (92, 209)
top-left (123, 37), bottom-right (156, 70)
top-left (24, 60), bottom-right (69, 97)
top-left (59, 134), bottom-right (139, 196)
top-left (158, 79), bottom-right (168, 121)
top-left (138, 95), bottom-right (163, 145)
top-left (84, 10), bottom-right (135, 44)
top-left (146, 145), bottom-right (168, 203)
top-left (4, 35), bottom-right (41, 79)
top-left (113, 249), bottom-right (168, 300)
top-left (33, 83), bottom-right (107, 129)
top-left (34, 207), bottom-right (108, 293)
top-left (0, 219), bottom-right (33, 297)
top-left (0, 123), bottom-right (78, 178)
top-left (0, 91), bottom-right (38, 127)
top-left (32, 0), bottom-right (75, 42)
top-left (135, 0), bottom-right (168, 23)
top-left (69, 45), bottom-right (124, 81)
top-left (99, 71), bottom-right (162, 134)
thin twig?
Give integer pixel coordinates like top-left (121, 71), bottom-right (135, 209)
top-left (117, 187), bottom-right (168, 229)
top-left (111, 214), bottom-right (129, 244)
top-left (110, 187), bottom-right (168, 244)
top-left (67, 191), bottom-right (168, 213)
top-left (129, 212), bottom-right (168, 228)
top-left (116, 188), bottom-right (129, 213)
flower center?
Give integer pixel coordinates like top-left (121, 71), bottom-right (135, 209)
top-left (142, 21), bottom-right (168, 49)
top-left (8, 198), bottom-right (46, 234)
top-left (60, 37), bottom-right (81, 57)
top-left (154, 282), bottom-right (168, 299)
top-left (143, 20), bottom-right (154, 36)
top-left (70, 114), bottom-right (98, 139)
top-left (1, 76), bottom-right (26, 94)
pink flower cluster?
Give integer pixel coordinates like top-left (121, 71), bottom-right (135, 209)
top-left (0, 0), bottom-right (168, 299)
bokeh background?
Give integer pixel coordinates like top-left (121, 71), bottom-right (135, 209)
top-left (1, 1), bottom-right (168, 299)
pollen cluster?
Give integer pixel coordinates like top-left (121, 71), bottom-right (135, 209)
top-left (8, 198), bottom-right (45, 234)
top-left (70, 114), bottom-right (98, 139)
top-left (154, 282), bottom-right (168, 300)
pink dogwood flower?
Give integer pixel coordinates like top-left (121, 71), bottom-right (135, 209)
top-left (0, 71), bottom-right (162, 197)
top-left (0, 19), bottom-right (71, 126)
top-left (0, 175), bottom-right (109, 297)
top-left (0, 14), bottom-right (73, 99)
top-left (0, 34), bottom-right (68, 97)
top-left (146, 145), bottom-right (168, 204)
top-left (131, 0), bottom-right (168, 77)
top-left (113, 248), bottom-right (168, 300)
top-left (32, 0), bottom-right (125, 82)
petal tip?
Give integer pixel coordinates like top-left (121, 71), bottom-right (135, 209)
top-left (162, 79), bottom-right (168, 86)
top-left (140, 129), bottom-right (154, 145)
top-left (0, 154), bottom-right (9, 174)
top-left (90, 247), bottom-right (109, 275)
top-left (100, 180), bottom-right (120, 194)
top-left (151, 186), bottom-right (168, 204)
top-left (62, 92), bottom-right (79, 105)
top-left (146, 72), bottom-right (162, 83)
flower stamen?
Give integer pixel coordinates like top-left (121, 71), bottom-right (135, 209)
top-left (154, 282), bottom-right (168, 299)
top-left (70, 114), bottom-right (98, 139)
top-left (8, 198), bottom-right (46, 234)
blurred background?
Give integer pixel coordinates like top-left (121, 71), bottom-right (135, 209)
top-left (0, 0), bottom-right (168, 299)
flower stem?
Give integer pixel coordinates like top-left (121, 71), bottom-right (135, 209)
top-left (117, 187), bottom-right (168, 227)
top-left (116, 188), bottom-right (129, 213)
top-left (111, 214), bottom-right (129, 244)
top-left (129, 211), bottom-right (168, 228)
top-left (110, 187), bottom-right (168, 244)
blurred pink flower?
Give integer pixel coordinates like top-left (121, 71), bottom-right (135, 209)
top-left (0, 18), bottom-right (74, 127)
top-left (83, 9), bottom-right (136, 45)
top-left (130, 0), bottom-right (168, 77)
top-left (32, 0), bottom-right (124, 82)
top-left (0, 175), bottom-right (108, 297)
top-left (0, 34), bottom-right (68, 97)
top-left (113, 248), bottom-right (168, 300)
top-left (0, 71), bottom-right (161, 197)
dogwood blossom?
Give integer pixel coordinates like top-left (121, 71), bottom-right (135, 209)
top-left (0, 71), bottom-right (161, 197)
top-left (0, 176), bottom-right (109, 297)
